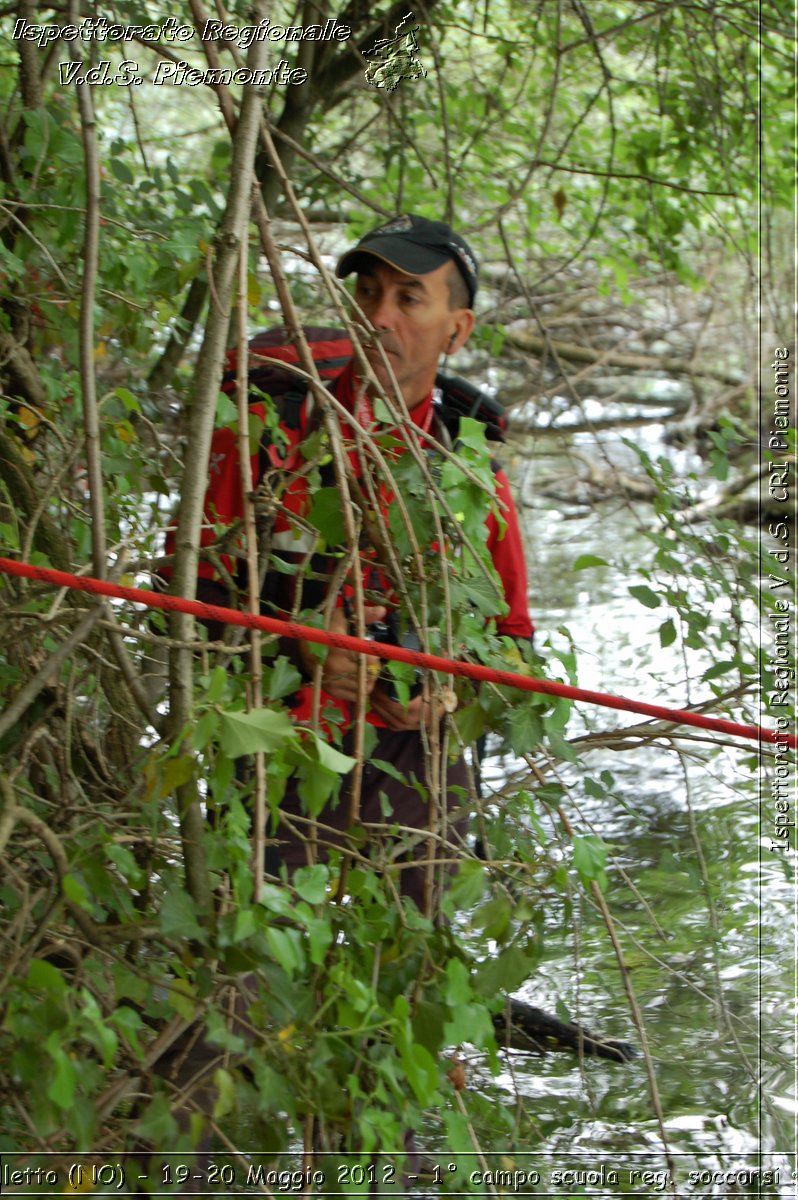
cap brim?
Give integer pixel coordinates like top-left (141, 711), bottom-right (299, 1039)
top-left (336, 237), bottom-right (450, 281)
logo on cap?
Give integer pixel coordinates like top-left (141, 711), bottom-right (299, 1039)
top-left (448, 241), bottom-right (477, 278)
top-left (373, 215), bottom-right (414, 236)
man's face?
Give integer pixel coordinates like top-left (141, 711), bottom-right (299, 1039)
top-left (352, 259), bottom-right (474, 408)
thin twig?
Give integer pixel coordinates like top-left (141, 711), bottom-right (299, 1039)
top-left (101, 602), bottom-right (166, 736)
top-left (235, 231), bottom-right (266, 901)
top-left (549, 787), bottom-right (678, 1192)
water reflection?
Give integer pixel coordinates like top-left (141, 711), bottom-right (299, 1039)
top-left (470, 430), bottom-right (794, 1193)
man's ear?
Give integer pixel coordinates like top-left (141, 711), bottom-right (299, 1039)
top-left (447, 310), bottom-right (475, 355)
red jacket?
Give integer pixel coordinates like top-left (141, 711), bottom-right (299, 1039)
top-left (165, 360), bottom-right (533, 724)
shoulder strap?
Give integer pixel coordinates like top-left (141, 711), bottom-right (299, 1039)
top-left (434, 370), bottom-right (507, 443)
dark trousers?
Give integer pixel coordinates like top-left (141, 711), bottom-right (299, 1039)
top-left (139, 732), bottom-right (470, 1191)
top-left (265, 726), bottom-right (470, 913)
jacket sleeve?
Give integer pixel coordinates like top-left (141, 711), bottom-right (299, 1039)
top-left (486, 467), bottom-right (534, 640)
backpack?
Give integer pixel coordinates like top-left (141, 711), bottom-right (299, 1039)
top-left (220, 326), bottom-right (352, 432)
top-left (185, 326), bottom-right (507, 595)
top-left (220, 325), bottom-right (508, 442)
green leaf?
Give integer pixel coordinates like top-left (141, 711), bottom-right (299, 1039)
top-left (474, 895), bottom-right (513, 942)
top-left (192, 709), bottom-right (219, 751)
top-left (46, 1043), bottom-right (77, 1110)
top-left (218, 707), bottom-right (298, 758)
top-left (105, 842), bottom-right (146, 888)
top-left (443, 1108), bottom-right (475, 1153)
top-left (62, 873), bottom-right (90, 910)
top-left (136, 1094), bottom-right (179, 1144)
top-left (308, 733), bottom-right (357, 775)
top-left (111, 963), bottom-right (149, 1006)
top-left (368, 757), bottom-right (409, 785)
top-left (400, 1041), bottom-right (440, 1106)
top-left (79, 989), bottom-right (118, 1067)
top-left (445, 958), bottom-right (473, 1005)
top-left (305, 916), bottom-right (333, 965)
top-left (216, 391), bottom-right (237, 427)
top-left (247, 410), bottom-right (266, 456)
top-left (252, 1062), bottom-right (295, 1115)
top-left (584, 775), bottom-right (605, 800)
top-left (159, 889), bottom-right (206, 943)
top-left (212, 1067), bottom-right (236, 1120)
top-left (114, 387), bottom-right (140, 413)
top-left (708, 448), bottom-right (729, 481)
top-left (659, 618), bottom-right (677, 647)
top-left (573, 554), bottom-right (609, 570)
top-left (109, 157), bottom-right (134, 184)
top-left (449, 572), bottom-right (504, 619)
top-left (0, 243), bottom-right (25, 279)
top-left (257, 882), bottom-right (295, 918)
top-left (702, 660), bottom-right (738, 681)
top-left (507, 703), bottom-right (544, 756)
top-left (455, 416), bottom-right (488, 452)
top-left (474, 944), bottom-right (537, 999)
top-left (444, 1002), bottom-right (495, 1048)
top-left (265, 927), bottom-right (305, 978)
top-left (332, 970), bottom-right (374, 1019)
top-left (233, 908), bottom-right (257, 942)
top-left (572, 835), bottom-right (609, 893)
top-left (444, 861), bottom-right (487, 911)
top-left (628, 584), bottom-right (661, 609)
top-left (413, 999), bottom-right (446, 1054)
top-left (109, 1006), bottom-right (145, 1061)
top-left (26, 959), bottom-right (67, 995)
top-left (546, 729), bottom-right (577, 763)
top-left (161, 755), bottom-right (195, 794)
top-left (308, 487), bottom-right (346, 546)
top-left (167, 977), bottom-right (198, 1022)
top-left (205, 665), bottom-right (228, 703)
top-left (293, 864), bottom-right (329, 905)
top-left (298, 761), bottom-right (342, 815)
top-left (453, 702), bottom-right (488, 747)
top-left (267, 656), bottom-right (303, 700)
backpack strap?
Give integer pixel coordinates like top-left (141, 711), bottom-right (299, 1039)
top-left (434, 370), bottom-right (507, 443)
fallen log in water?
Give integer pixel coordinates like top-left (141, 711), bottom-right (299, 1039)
top-left (494, 997), bottom-right (638, 1063)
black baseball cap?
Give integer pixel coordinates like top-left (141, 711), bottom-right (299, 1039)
top-left (336, 214), bottom-right (478, 307)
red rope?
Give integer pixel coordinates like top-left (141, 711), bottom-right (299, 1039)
top-left (0, 556), bottom-right (791, 750)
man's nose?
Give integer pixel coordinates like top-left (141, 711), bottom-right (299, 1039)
top-left (368, 292), bottom-right (396, 330)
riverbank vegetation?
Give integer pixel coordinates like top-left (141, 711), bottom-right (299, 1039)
top-left (0, 1), bottom-right (793, 1191)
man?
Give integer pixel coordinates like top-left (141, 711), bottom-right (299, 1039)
top-left (265, 215), bottom-right (533, 911)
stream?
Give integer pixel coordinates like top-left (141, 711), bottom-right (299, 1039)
top-left (458, 424), bottom-right (795, 1197)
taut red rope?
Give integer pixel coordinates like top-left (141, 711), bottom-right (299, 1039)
top-left (0, 556), bottom-right (792, 750)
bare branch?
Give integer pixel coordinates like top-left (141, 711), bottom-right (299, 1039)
top-left (167, 15), bottom-right (271, 917)
top-left (74, 72), bottom-right (106, 577)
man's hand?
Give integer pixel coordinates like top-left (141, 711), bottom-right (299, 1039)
top-left (368, 684), bottom-right (449, 731)
top-left (298, 605), bottom-right (386, 702)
